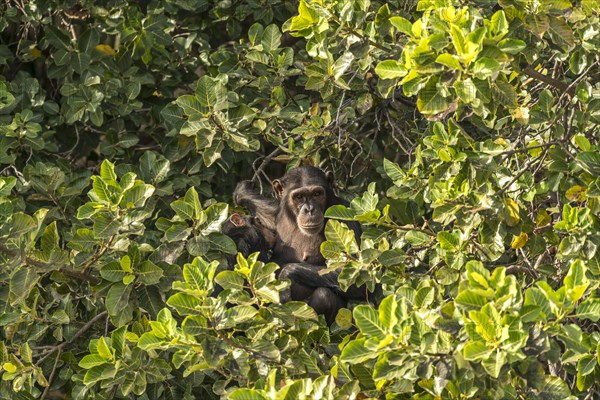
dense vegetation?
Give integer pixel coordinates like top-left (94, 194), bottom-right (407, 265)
top-left (0, 0), bottom-right (599, 398)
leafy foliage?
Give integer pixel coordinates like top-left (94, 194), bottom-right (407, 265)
top-left (0, 0), bottom-right (599, 398)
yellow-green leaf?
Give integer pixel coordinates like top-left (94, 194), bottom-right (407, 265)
top-left (566, 186), bottom-right (587, 203)
top-left (511, 232), bottom-right (528, 249)
top-left (503, 198), bottom-right (520, 227)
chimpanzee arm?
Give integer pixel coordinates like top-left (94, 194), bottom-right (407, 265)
top-left (233, 180), bottom-right (278, 232)
top-left (278, 263), bottom-right (368, 302)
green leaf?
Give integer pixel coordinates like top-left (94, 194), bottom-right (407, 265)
top-left (353, 305), bottom-right (385, 338)
top-left (248, 23), bottom-right (263, 46)
top-left (121, 183), bottom-right (154, 208)
top-left (405, 230), bottom-right (432, 246)
top-left (40, 221), bottom-right (59, 253)
top-left (184, 187), bottom-right (203, 221)
top-left (455, 290), bottom-right (487, 309)
top-left (481, 349), bottom-right (505, 378)
top-left (79, 354), bottom-right (108, 369)
top-left (389, 16), bottom-right (413, 36)
top-left (379, 249), bottom-right (404, 267)
top-left (490, 10), bottom-right (508, 36)
top-left (324, 220), bottom-right (358, 254)
top-left (335, 308), bottom-right (353, 329)
top-left (224, 305), bottom-right (258, 324)
top-left (9, 213), bottom-right (37, 236)
top-left (463, 341), bottom-right (492, 361)
top-left (261, 24), bottom-right (281, 52)
top-left (111, 326), bottom-right (126, 359)
top-left (83, 364), bottom-right (117, 386)
top-left (100, 262), bottom-right (128, 283)
top-left (137, 333), bottom-right (164, 350)
top-left (215, 271), bottom-right (245, 291)
top-left (383, 158), bottom-right (404, 182)
top-left (96, 337), bottom-right (113, 360)
top-left (10, 267), bottom-right (39, 305)
top-left (578, 355), bottom-right (596, 377)
top-left (332, 52), bottom-right (354, 80)
top-left (564, 259), bottom-right (589, 302)
top-left (576, 151), bottom-right (600, 175)
top-left (92, 213), bottom-right (120, 239)
top-left (415, 287), bottom-right (434, 308)
top-left (340, 338), bottom-right (377, 364)
top-left (99, 160), bottom-right (117, 182)
top-left (438, 231), bottom-right (460, 251)
top-left (497, 39), bottom-right (526, 54)
top-left (287, 0), bottom-right (319, 33)
top-left (538, 376), bottom-right (571, 398)
top-left (77, 202), bottom-right (104, 219)
top-left (92, 176), bottom-right (112, 204)
top-left (436, 53), bottom-right (462, 70)
top-left (473, 57), bottom-right (500, 79)
top-left (105, 283), bottom-right (132, 317)
top-left (416, 78), bottom-right (451, 116)
top-left (202, 203), bottom-right (229, 234)
top-left (176, 95), bottom-right (206, 117)
top-left (229, 389), bottom-right (268, 400)
top-left (375, 60), bottom-right (407, 80)
top-left (196, 76), bottom-right (226, 112)
top-left (575, 298), bottom-right (600, 322)
top-left (78, 28), bottom-right (100, 53)
top-left (325, 205), bottom-right (356, 220)
top-left (378, 295), bottom-right (397, 330)
top-left (137, 261), bottom-right (163, 285)
top-left (165, 223), bottom-right (192, 242)
top-left (166, 293), bottom-right (202, 315)
top-left (0, 176), bottom-right (17, 196)
top-left (2, 362), bottom-right (17, 373)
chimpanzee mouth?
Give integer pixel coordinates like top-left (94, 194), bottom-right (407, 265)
top-left (299, 222), bottom-right (324, 232)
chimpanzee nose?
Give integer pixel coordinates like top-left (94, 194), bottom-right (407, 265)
top-left (303, 204), bottom-right (314, 215)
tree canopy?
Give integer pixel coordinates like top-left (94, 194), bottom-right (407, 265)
top-left (0, 0), bottom-right (599, 398)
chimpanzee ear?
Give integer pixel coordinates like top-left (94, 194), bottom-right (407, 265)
top-left (325, 171), bottom-right (335, 186)
top-left (272, 179), bottom-right (284, 199)
top-left (230, 213), bottom-right (246, 227)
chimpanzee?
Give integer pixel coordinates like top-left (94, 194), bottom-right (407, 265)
top-left (270, 166), bottom-right (362, 264)
top-left (221, 212), bottom-right (275, 267)
top-left (234, 166), bottom-right (369, 324)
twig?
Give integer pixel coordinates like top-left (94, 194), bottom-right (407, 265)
top-left (493, 147), bottom-right (549, 197)
top-left (523, 65), bottom-right (575, 97)
top-left (556, 60), bottom-right (598, 106)
top-left (40, 349), bottom-right (62, 399)
top-left (0, 245), bottom-right (101, 284)
top-left (499, 141), bottom-right (558, 157)
top-left (251, 134), bottom-right (302, 183)
top-left (58, 125), bottom-right (80, 156)
top-left (335, 68), bottom-right (361, 148)
top-left (36, 311), bottom-right (108, 366)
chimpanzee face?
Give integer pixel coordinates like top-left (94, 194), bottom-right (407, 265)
top-left (287, 185), bottom-right (327, 235)
top-left (273, 166), bottom-right (335, 236)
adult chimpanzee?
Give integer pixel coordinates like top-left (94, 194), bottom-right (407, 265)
top-left (234, 166), bottom-right (368, 324)
top-left (270, 166), bottom-right (362, 264)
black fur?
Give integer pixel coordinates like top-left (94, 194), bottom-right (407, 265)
top-left (221, 213), bottom-right (275, 267)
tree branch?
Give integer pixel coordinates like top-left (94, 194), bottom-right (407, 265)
top-left (0, 245), bottom-right (101, 285)
top-left (36, 311), bottom-right (108, 366)
top-left (523, 65), bottom-right (575, 97)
